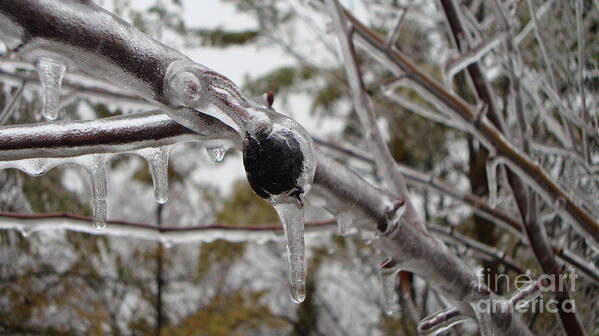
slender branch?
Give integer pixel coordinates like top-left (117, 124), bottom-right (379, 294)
top-left (0, 210), bottom-right (533, 288)
top-left (429, 224), bottom-right (525, 275)
top-left (386, 7), bottom-right (407, 48)
top-left (0, 80), bottom-right (25, 125)
top-left (325, 0), bottom-right (419, 232)
top-left (0, 211), bottom-right (336, 243)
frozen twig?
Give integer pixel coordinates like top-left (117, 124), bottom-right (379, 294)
top-left (0, 212), bottom-right (335, 244)
top-left (429, 224), bottom-right (525, 275)
top-left (325, 0), bottom-right (416, 233)
top-left (0, 80), bottom-right (25, 125)
top-left (385, 7), bottom-right (407, 48)
top-left (444, 31), bottom-right (506, 87)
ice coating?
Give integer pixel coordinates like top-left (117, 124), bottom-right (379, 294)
top-left (378, 260), bottom-right (399, 315)
top-left (138, 146), bottom-right (171, 204)
top-left (273, 202), bottom-right (306, 304)
top-left (418, 307), bottom-right (469, 336)
top-left (34, 56), bottom-right (67, 120)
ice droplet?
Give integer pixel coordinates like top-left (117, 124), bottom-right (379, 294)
top-left (485, 157), bottom-right (501, 208)
top-left (273, 202), bottom-right (306, 304)
top-left (336, 212), bottom-right (354, 236)
top-left (85, 155), bottom-right (108, 230)
top-left (139, 146), bottom-right (170, 204)
top-left (379, 259), bottom-right (399, 315)
top-left (204, 139), bottom-right (230, 163)
top-left (418, 307), bottom-right (469, 336)
top-left (34, 56), bottom-right (67, 120)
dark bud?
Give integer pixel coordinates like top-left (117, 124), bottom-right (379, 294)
top-left (242, 128), bottom-right (305, 202)
top-left (266, 90), bottom-right (275, 108)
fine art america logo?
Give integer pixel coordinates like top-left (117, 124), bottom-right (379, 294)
top-left (473, 268), bottom-right (579, 314)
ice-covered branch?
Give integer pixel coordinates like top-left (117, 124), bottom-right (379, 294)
top-left (316, 136), bottom-right (599, 284)
top-left (0, 212), bottom-right (335, 244)
top-left (0, 110), bottom-right (238, 161)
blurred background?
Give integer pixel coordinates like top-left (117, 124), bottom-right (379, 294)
top-left (0, 0), bottom-right (597, 335)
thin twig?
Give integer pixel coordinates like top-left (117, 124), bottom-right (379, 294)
top-left (325, 0), bottom-right (419, 233)
top-left (0, 81), bottom-right (26, 125)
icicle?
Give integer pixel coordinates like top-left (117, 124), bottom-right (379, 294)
top-left (336, 212), bottom-right (354, 236)
top-left (378, 258), bottom-right (399, 315)
top-left (19, 159), bottom-right (50, 176)
top-left (84, 155), bottom-right (108, 230)
top-left (204, 139), bottom-right (231, 163)
top-left (485, 156), bottom-right (501, 208)
top-left (139, 146), bottom-right (170, 204)
top-left (273, 202), bottom-right (306, 304)
top-left (34, 56), bottom-right (67, 120)
top-left (418, 307), bottom-right (470, 336)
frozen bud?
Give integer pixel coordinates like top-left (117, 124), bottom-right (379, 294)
top-left (243, 127), bottom-right (306, 203)
top-left (242, 113), bottom-right (315, 205)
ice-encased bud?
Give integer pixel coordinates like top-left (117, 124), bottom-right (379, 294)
top-left (242, 111), bottom-right (315, 205)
